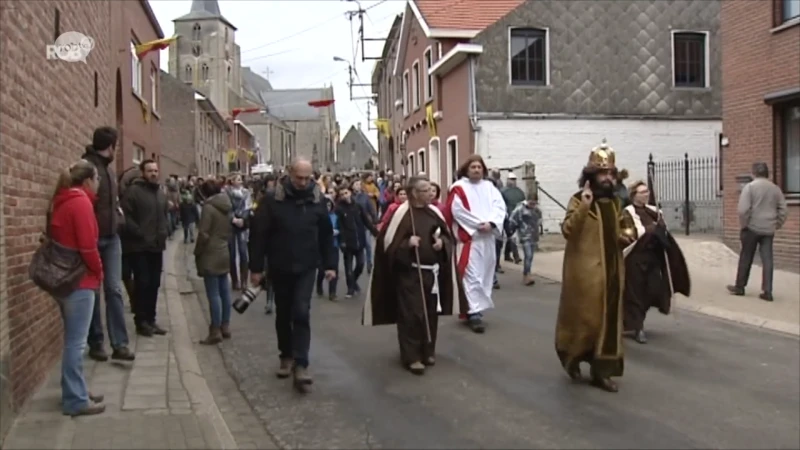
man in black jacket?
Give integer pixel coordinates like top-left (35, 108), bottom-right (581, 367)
top-left (249, 158), bottom-right (336, 392)
top-left (121, 159), bottom-right (169, 337)
top-left (82, 127), bottom-right (135, 362)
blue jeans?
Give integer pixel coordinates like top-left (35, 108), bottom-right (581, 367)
top-left (61, 289), bottom-right (95, 414)
top-left (229, 231), bottom-right (249, 282)
top-left (88, 235), bottom-right (129, 350)
top-left (183, 223), bottom-right (195, 242)
top-left (203, 275), bottom-right (232, 327)
top-left (521, 241), bottom-right (536, 276)
top-left (363, 236), bottom-right (373, 268)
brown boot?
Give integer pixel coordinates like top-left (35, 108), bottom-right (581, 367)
top-left (276, 358), bottom-right (293, 378)
top-left (199, 326), bottom-right (222, 345)
top-left (220, 322), bottom-right (231, 339)
top-left (293, 365), bottom-right (313, 385)
top-left (523, 274), bottom-right (535, 286)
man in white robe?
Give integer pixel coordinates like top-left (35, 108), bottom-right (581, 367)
top-left (446, 155), bottom-right (506, 333)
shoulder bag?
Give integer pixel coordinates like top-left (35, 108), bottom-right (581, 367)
top-left (28, 208), bottom-right (87, 300)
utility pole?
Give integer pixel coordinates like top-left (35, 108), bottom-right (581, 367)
top-left (345, 1), bottom-right (385, 62)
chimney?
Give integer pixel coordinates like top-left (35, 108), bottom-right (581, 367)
top-left (357, 122), bottom-right (362, 129)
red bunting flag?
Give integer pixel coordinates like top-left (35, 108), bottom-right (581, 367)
top-left (231, 107), bottom-right (262, 119)
top-left (308, 99), bottom-right (335, 108)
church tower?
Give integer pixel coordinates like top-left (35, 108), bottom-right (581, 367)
top-left (169, 0), bottom-right (242, 115)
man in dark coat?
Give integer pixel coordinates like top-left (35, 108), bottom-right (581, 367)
top-left (363, 177), bottom-right (466, 375)
top-left (121, 159), bottom-right (169, 337)
top-left (81, 127), bottom-right (135, 362)
top-left (249, 158), bottom-right (336, 393)
top-left (621, 180), bottom-right (691, 344)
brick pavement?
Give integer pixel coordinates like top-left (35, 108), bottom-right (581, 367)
top-left (1, 241), bottom-right (275, 449)
top-left (506, 234), bottom-right (800, 336)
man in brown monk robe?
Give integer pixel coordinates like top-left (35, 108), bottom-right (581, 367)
top-left (621, 180), bottom-right (691, 344)
top-left (363, 177), bottom-right (465, 375)
top-left (555, 139), bottom-right (634, 393)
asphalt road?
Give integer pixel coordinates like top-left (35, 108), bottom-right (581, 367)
top-left (191, 257), bottom-right (800, 449)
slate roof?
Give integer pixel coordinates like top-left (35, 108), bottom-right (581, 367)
top-left (174, 0), bottom-right (237, 30)
top-left (240, 67), bottom-right (273, 105)
top-left (414, 0), bottom-right (524, 30)
top-left (261, 89), bottom-right (328, 121)
top-left (342, 125), bottom-right (377, 153)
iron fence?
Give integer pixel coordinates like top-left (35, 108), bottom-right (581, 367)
top-left (648, 153), bottom-right (722, 235)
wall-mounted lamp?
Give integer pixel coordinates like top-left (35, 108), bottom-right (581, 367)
top-left (720, 134), bottom-right (729, 148)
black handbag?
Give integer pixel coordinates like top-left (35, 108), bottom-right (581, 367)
top-left (28, 210), bottom-right (87, 299)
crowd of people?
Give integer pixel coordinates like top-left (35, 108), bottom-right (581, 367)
top-left (38, 126), bottom-right (788, 413)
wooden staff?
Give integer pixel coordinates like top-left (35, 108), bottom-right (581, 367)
top-left (408, 206), bottom-right (432, 343)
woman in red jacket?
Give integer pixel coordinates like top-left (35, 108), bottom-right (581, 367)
top-left (49, 160), bottom-right (105, 417)
top-left (378, 186), bottom-right (408, 232)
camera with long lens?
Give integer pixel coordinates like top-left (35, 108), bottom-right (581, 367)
top-left (233, 277), bottom-right (265, 314)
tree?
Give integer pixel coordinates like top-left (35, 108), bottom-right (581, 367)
top-left (363, 159), bottom-right (375, 170)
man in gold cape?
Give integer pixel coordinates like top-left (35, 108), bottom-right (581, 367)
top-left (555, 140), bottom-right (633, 393)
top-left (363, 177), bottom-right (466, 375)
top-left (621, 180), bottom-right (691, 344)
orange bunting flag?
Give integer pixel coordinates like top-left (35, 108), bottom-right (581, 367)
top-left (135, 36), bottom-right (178, 59)
top-left (231, 107), bottom-right (262, 119)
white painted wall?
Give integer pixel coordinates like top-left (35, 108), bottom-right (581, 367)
top-left (477, 118), bottom-right (722, 232)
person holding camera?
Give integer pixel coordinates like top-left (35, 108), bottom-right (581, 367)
top-left (249, 158), bottom-right (336, 393)
top-left (194, 180), bottom-right (233, 344)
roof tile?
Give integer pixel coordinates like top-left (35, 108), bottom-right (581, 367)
top-left (414, 0), bottom-right (525, 30)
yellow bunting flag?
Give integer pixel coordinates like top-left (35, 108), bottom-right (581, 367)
top-left (426, 104), bottom-right (437, 137)
top-left (227, 149), bottom-right (238, 163)
top-left (141, 100), bottom-right (150, 124)
top-left (374, 119), bottom-right (391, 138)
top-left (135, 36), bottom-right (178, 59)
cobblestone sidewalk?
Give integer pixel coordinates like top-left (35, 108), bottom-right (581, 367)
top-left (507, 234), bottom-right (800, 336)
top-left (1, 241), bottom-right (272, 449)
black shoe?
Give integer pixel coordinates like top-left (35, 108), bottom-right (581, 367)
top-left (88, 346), bottom-right (108, 362)
top-left (111, 346), bottom-right (136, 361)
top-left (329, 294), bottom-right (337, 302)
top-left (136, 323), bottom-right (154, 337)
top-left (150, 323), bottom-right (168, 335)
top-left (467, 318), bottom-right (485, 334)
top-left (759, 292), bottom-right (774, 302)
top-left (726, 285), bottom-right (745, 296)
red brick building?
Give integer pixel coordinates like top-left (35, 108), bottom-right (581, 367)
top-left (228, 120), bottom-right (256, 175)
top-left (721, 0), bottom-right (800, 268)
top-left (0, 0), bottom-right (163, 440)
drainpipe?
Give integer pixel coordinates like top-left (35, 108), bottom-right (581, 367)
top-left (467, 56), bottom-right (480, 156)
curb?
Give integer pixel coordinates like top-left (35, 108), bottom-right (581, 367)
top-left (501, 260), bottom-right (800, 338)
top-left (164, 242), bottom-right (239, 449)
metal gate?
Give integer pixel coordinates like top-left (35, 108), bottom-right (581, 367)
top-left (648, 153), bottom-right (722, 235)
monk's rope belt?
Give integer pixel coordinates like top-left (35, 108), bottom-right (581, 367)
top-left (411, 262), bottom-right (443, 313)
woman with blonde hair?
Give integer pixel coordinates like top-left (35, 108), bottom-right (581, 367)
top-left (48, 160), bottom-right (106, 416)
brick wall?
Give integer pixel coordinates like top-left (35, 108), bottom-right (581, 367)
top-left (721, 0), bottom-right (800, 269)
top-left (159, 71), bottom-right (196, 178)
top-left (0, 0), bottom-right (113, 441)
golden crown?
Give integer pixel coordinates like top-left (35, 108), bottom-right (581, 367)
top-left (587, 138), bottom-right (616, 170)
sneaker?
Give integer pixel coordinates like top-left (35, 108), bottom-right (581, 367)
top-left (111, 347), bottom-right (135, 361)
top-left (293, 366), bottom-right (313, 385)
top-left (88, 346), bottom-right (108, 362)
top-left (276, 358), bottom-right (293, 379)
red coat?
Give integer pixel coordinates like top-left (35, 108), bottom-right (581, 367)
top-left (49, 187), bottom-right (103, 290)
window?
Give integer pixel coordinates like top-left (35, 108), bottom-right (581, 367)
top-left (782, 104), bottom-right (800, 194)
top-left (447, 136), bottom-right (458, 183)
top-left (130, 41), bottom-right (142, 95)
top-left (672, 32), bottom-right (707, 88)
top-left (192, 44), bottom-right (201, 57)
top-left (402, 70), bottom-right (410, 116)
top-left (150, 67), bottom-right (157, 112)
top-left (184, 65), bottom-right (193, 82)
top-left (418, 149), bottom-right (426, 173)
top-left (93, 71), bottom-right (98, 107)
top-left (192, 23), bottom-right (201, 41)
top-left (423, 47), bottom-right (433, 101)
top-left (133, 144), bottom-right (145, 164)
top-left (437, 42), bottom-right (442, 60)
top-left (226, 64), bottom-right (231, 83)
top-left (412, 60), bottom-right (421, 109)
top-left (783, 0), bottom-right (800, 22)
top-left (510, 28), bottom-right (547, 86)
top-left (408, 153), bottom-right (415, 174)
top-left (201, 63), bottom-right (209, 81)
top-left (351, 143), bottom-right (356, 166)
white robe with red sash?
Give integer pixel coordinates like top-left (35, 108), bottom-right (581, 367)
top-left (446, 178), bottom-right (507, 315)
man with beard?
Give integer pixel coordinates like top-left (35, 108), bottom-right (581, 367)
top-left (447, 155), bottom-right (507, 333)
top-left (364, 177), bottom-right (465, 375)
top-left (555, 140), bottom-right (633, 393)
top-left (82, 127), bottom-right (135, 362)
top-left (621, 180), bottom-right (691, 344)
